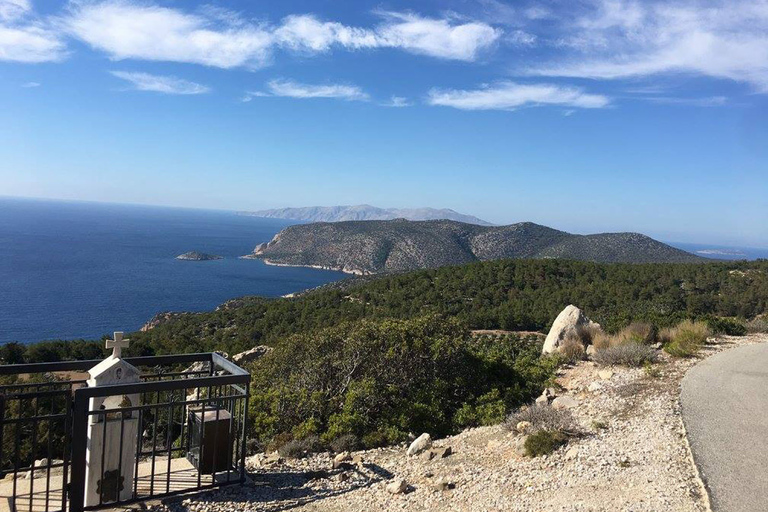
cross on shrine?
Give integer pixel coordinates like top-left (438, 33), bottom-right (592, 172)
top-left (106, 331), bottom-right (130, 359)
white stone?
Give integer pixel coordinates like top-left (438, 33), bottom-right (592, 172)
top-left (386, 478), bottom-right (407, 494)
top-left (516, 421), bottom-right (532, 433)
top-left (407, 433), bottom-right (432, 456)
top-left (588, 382), bottom-right (602, 393)
top-left (535, 394), bottom-right (549, 406)
top-left (232, 346), bottom-right (272, 365)
top-left (542, 305), bottom-right (601, 354)
top-left (598, 370), bottom-right (614, 380)
top-left (552, 396), bottom-right (578, 410)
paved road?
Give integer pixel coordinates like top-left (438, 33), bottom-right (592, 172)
top-left (681, 343), bottom-right (768, 512)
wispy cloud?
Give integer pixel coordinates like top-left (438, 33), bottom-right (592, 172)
top-left (642, 95), bottom-right (728, 107)
top-left (110, 71), bottom-right (210, 95)
top-left (62, 2), bottom-right (501, 69)
top-left (382, 95), bottom-right (411, 107)
top-left (264, 79), bottom-right (369, 101)
top-left (427, 81), bottom-right (610, 110)
top-left (21, 80), bottom-right (39, 87)
top-left (526, 0), bottom-right (768, 92)
top-left (0, 0), bottom-right (65, 63)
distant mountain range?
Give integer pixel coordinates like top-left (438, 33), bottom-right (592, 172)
top-left (239, 205), bottom-right (492, 225)
top-left (243, 219), bottom-right (703, 274)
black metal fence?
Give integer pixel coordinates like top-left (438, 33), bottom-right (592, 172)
top-left (0, 353), bottom-right (250, 512)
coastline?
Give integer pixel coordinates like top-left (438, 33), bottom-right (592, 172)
top-left (240, 254), bottom-right (368, 276)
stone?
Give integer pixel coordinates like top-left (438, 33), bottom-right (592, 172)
top-left (386, 478), bottom-right (407, 494)
top-left (542, 305), bottom-right (601, 354)
top-left (432, 477), bottom-right (454, 491)
top-left (351, 454), bottom-right (364, 469)
top-left (407, 433), bottom-right (432, 456)
top-left (24, 459), bottom-right (48, 479)
top-left (420, 450), bottom-right (435, 461)
top-left (552, 396), bottom-right (578, 410)
top-left (588, 382), bottom-right (602, 393)
top-left (598, 369), bottom-right (614, 380)
top-left (516, 421), bottom-right (532, 433)
top-left (535, 394), bottom-right (549, 406)
top-left (431, 446), bottom-right (452, 459)
top-left (232, 346), bottom-right (272, 365)
top-left (265, 452), bottom-right (283, 465)
top-left (565, 447), bottom-right (579, 460)
top-left (545, 387), bottom-right (558, 398)
top-left (335, 472), bottom-right (349, 482)
top-left (586, 345), bottom-right (596, 357)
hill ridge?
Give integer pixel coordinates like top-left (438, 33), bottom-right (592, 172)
top-left (238, 205), bottom-right (492, 225)
top-left (243, 219), bottom-right (702, 274)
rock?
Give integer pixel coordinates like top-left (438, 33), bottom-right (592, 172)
top-left (351, 454), bottom-right (364, 469)
top-left (552, 396), bottom-right (578, 410)
top-left (535, 394), bottom-right (549, 406)
top-left (542, 305), bottom-right (601, 354)
top-left (333, 451), bottom-right (352, 469)
top-left (175, 251), bottom-right (223, 261)
top-left (545, 387), bottom-right (558, 398)
top-left (432, 477), bottom-right (454, 491)
top-left (431, 446), bottom-right (452, 459)
top-left (420, 450), bottom-right (435, 461)
top-left (588, 381), bottom-right (602, 392)
top-left (335, 472), bottom-right (349, 482)
top-left (516, 421), bottom-right (532, 433)
top-left (407, 433), bottom-right (432, 456)
top-left (586, 345), bottom-right (596, 357)
top-left (25, 459), bottom-right (48, 479)
top-left (386, 478), bottom-right (407, 494)
top-left (598, 370), bottom-right (614, 380)
top-left (264, 452), bottom-right (283, 465)
top-left (565, 447), bottom-right (579, 460)
top-left (232, 346), bottom-right (272, 365)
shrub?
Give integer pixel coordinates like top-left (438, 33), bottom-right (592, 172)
top-left (592, 331), bottom-right (611, 350)
top-left (746, 315), bottom-right (768, 333)
top-left (249, 315), bottom-right (557, 450)
top-left (524, 429), bottom-right (567, 457)
top-left (593, 343), bottom-right (657, 367)
top-left (576, 323), bottom-right (602, 345)
top-left (266, 432), bottom-right (293, 453)
top-left (330, 434), bottom-right (359, 453)
top-left (664, 320), bottom-right (711, 358)
top-left (615, 323), bottom-right (658, 345)
top-left (506, 405), bottom-right (574, 433)
top-left (706, 317), bottom-right (747, 336)
top-left (558, 333), bottom-right (586, 364)
top-left (277, 435), bottom-right (324, 458)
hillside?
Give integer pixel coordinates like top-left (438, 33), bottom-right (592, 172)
top-left (239, 205), bottom-right (492, 225)
top-left (244, 219), bottom-right (703, 274)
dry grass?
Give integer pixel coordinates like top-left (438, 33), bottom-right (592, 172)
top-left (615, 322), bottom-right (658, 344)
top-left (746, 315), bottom-right (768, 334)
top-left (593, 342), bottom-right (658, 367)
top-left (559, 333), bottom-right (586, 363)
top-left (506, 404), bottom-right (575, 434)
top-left (663, 320), bottom-right (711, 357)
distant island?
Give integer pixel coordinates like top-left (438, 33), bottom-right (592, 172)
top-left (242, 219), bottom-right (703, 274)
top-left (238, 204), bottom-right (492, 225)
top-left (175, 251), bottom-right (223, 261)
top-left (695, 249), bottom-right (747, 257)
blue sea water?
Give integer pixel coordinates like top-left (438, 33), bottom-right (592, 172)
top-left (668, 242), bottom-right (768, 261)
top-left (0, 197), bottom-right (347, 344)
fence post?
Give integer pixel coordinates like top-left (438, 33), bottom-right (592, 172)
top-left (68, 390), bottom-right (89, 512)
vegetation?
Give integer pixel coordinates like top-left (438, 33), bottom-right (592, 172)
top-left (746, 315), bottom-right (768, 333)
top-left (506, 405), bottom-right (574, 434)
top-left (4, 259), bottom-right (766, 365)
top-left (662, 320), bottom-right (712, 357)
top-left (524, 429), bottom-right (568, 457)
top-left (248, 315), bottom-right (558, 450)
top-left (593, 343), bottom-right (658, 367)
top-left (705, 316), bottom-right (747, 336)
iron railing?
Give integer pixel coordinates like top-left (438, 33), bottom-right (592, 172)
top-left (0, 353), bottom-right (250, 512)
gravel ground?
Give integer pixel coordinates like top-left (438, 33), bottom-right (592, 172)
top-left (154, 334), bottom-right (766, 512)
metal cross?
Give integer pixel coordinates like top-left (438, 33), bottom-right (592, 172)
top-left (106, 331), bottom-right (130, 359)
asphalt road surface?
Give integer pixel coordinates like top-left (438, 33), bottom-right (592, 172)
top-left (681, 343), bottom-right (768, 512)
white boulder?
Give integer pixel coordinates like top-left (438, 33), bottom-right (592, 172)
top-left (542, 305), bottom-right (601, 354)
top-left (407, 433), bottom-right (432, 456)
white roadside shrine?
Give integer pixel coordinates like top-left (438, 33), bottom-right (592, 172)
top-left (83, 332), bottom-right (141, 506)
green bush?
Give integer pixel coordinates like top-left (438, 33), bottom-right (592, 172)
top-left (248, 315), bottom-right (556, 449)
top-left (524, 429), bottom-right (567, 457)
top-left (706, 317), bottom-right (747, 336)
top-left (329, 434), bottom-right (359, 453)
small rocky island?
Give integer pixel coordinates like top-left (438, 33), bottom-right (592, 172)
top-left (175, 251), bottom-right (223, 261)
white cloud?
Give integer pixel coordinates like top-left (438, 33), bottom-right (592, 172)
top-left (21, 80), bottom-right (39, 87)
top-left (382, 95), bottom-right (411, 107)
top-left (265, 79), bottom-right (369, 101)
top-left (643, 95), bottom-right (728, 107)
top-left (528, 0), bottom-right (768, 92)
top-left (110, 71), bottom-right (210, 94)
top-left (62, 2), bottom-right (500, 68)
top-left (427, 81), bottom-right (610, 110)
top-left (0, 0), bottom-right (65, 63)
top-left (0, 0), bottom-right (29, 22)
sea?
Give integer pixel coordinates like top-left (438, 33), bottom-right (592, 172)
top-left (0, 197), bottom-right (347, 344)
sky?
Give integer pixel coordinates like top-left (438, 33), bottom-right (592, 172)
top-left (0, 0), bottom-right (767, 247)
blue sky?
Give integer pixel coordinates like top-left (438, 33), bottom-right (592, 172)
top-left (1, 0), bottom-right (767, 246)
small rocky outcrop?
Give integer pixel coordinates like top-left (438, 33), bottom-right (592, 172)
top-left (406, 433), bottom-right (432, 456)
top-left (232, 345), bottom-right (272, 365)
top-left (542, 305), bottom-right (601, 354)
top-left (176, 251), bottom-right (223, 261)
